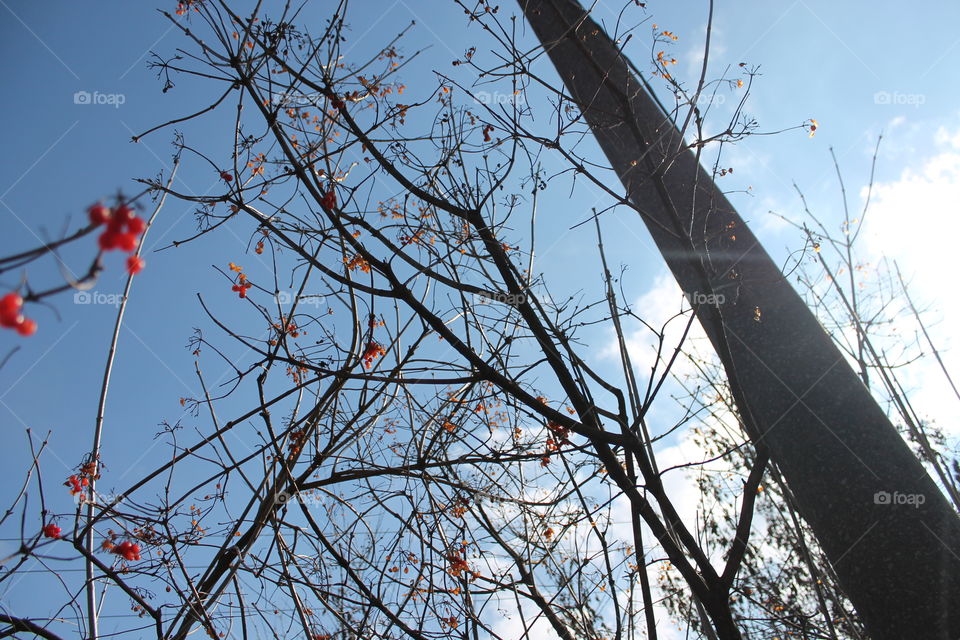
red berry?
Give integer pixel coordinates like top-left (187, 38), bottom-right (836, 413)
top-left (0, 313), bottom-right (22, 329)
top-left (126, 255), bottom-right (146, 275)
top-left (116, 232), bottom-right (138, 252)
top-left (88, 203), bottom-right (112, 226)
top-left (114, 204), bottom-right (135, 222)
top-left (42, 523), bottom-right (61, 539)
top-left (126, 216), bottom-right (146, 235)
top-left (1, 293), bottom-right (25, 331)
top-left (220, 171), bottom-right (234, 182)
top-left (15, 318), bottom-right (37, 336)
top-left (99, 231), bottom-right (120, 251)
top-left (321, 189), bottom-right (336, 210)
top-left (65, 475), bottom-right (87, 495)
top-left (112, 540), bottom-right (141, 561)
top-left (0, 293), bottom-right (23, 318)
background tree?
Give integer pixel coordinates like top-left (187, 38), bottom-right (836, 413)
top-left (516, 1), bottom-right (960, 637)
top-left (661, 148), bottom-right (960, 638)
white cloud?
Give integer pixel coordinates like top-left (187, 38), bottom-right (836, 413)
top-left (859, 125), bottom-right (960, 435)
top-left (683, 22), bottom-right (728, 73)
top-left (888, 115), bottom-right (907, 130)
top-left (934, 125), bottom-right (960, 150)
top-left (600, 270), bottom-right (707, 379)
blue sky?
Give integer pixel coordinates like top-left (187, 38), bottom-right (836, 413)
top-left (2, 0), bottom-right (960, 636)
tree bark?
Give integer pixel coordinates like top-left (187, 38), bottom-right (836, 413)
top-left (517, 1), bottom-right (960, 637)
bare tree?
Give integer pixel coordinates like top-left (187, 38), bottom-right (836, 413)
top-left (663, 145), bottom-right (960, 639)
top-left (1, 2), bottom-right (956, 639)
top-left (516, 1), bottom-right (960, 637)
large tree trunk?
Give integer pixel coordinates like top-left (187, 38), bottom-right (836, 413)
top-left (517, 1), bottom-right (960, 637)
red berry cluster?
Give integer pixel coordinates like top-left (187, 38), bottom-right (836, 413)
top-left (65, 474), bottom-right (89, 496)
top-left (545, 419), bottom-right (571, 446)
top-left (0, 293), bottom-right (36, 336)
top-left (232, 273), bottom-right (252, 298)
top-left (321, 188), bottom-right (336, 210)
top-left (42, 523), bottom-right (62, 539)
top-left (112, 540), bottom-right (141, 561)
top-left (362, 340), bottom-right (386, 369)
top-left (89, 203), bottom-right (147, 274)
top-left (175, 0), bottom-right (202, 16)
